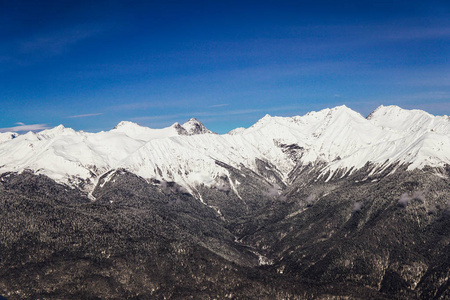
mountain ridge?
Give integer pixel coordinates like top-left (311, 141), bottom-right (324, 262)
top-left (0, 105), bottom-right (449, 195)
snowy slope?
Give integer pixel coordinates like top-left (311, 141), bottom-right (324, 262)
top-left (112, 121), bottom-right (184, 140)
top-left (0, 132), bottom-right (18, 144)
top-left (0, 105), bottom-right (449, 194)
top-left (323, 105), bottom-right (450, 173)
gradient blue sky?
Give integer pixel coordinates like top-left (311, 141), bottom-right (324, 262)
top-left (1, 0), bottom-right (449, 133)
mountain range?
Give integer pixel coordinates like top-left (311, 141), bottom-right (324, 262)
top-left (0, 105), bottom-right (449, 299)
top-left (1, 105), bottom-right (449, 195)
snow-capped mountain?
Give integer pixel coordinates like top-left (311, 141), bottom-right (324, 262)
top-left (0, 105), bottom-right (449, 194)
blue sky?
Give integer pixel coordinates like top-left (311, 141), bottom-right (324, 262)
top-left (1, 0), bottom-right (449, 133)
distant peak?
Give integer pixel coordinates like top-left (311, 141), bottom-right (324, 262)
top-left (326, 105), bottom-right (365, 120)
top-left (367, 105), bottom-right (410, 120)
top-left (113, 121), bottom-right (141, 130)
top-left (329, 105), bottom-right (355, 113)
top-left (255, 114), bottom-right (273, 123)
top-left (182, 118), bottom-right (212, 135)
top-left (375, 105), bottom-right (403, 112)
top-left (183, 118), bottom-right (202, 127)
top-left (38, 124), bottom-right (74, 136)
top-left (366, 105), bottom-right (434, 125)
top-left (43, 124), bottom-right (66, 132)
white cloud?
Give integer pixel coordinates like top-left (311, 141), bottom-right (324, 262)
top-left (398, 193), bottom-right (411, 207)
top-left (353, 202), bottom-right (362, 212)
top-left (67, 113), bottom-right (103, 118)
top-left (209, 103), bottom-right (229, 108)
top-left (0, 123), bottom-right (50, 133)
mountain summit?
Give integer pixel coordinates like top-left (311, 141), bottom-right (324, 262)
top-left (112, 119), bottom-right (212, 140)
top-left (182, 118), bottom-right (213, 135)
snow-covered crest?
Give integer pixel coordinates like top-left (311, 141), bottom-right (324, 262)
top-left (0, 105), bottom-right (449, 193)
top-left (0, 132), bottom-right (18, 144)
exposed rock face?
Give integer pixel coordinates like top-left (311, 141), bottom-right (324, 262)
top-left (0, 165), bottom-right (449, 299)
top-left (182, 118), bottom-right (213, 135)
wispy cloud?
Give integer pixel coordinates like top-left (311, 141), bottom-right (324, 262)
top-left (398, 193), bottom-right (411, 207)
top-left (263, 184), bottom-right (282, 198)
top-left (67, 113), bottom-right (103, 118)
top-left (398, 191), bottom-right (426, 208)
top-left (353, 202), bottom-right (363, 213)
top-left (0, 123), bottom-right (50, 133)
top-left (209, 103), bottom-right (229, 108)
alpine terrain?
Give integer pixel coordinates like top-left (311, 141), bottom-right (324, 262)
top-left (0, 105), bottom-right (449, 299)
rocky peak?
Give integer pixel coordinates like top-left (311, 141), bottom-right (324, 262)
top-left (182, 118), bottom-right (212, 135)
top-left (172, 122), bottom-right (189, 135)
